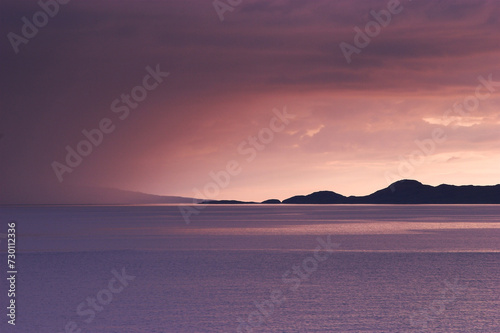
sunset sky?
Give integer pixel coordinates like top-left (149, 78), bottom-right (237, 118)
top-left (1, 0), bottom-right (500, 203)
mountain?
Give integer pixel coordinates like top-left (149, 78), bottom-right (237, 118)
top-left (201, 179), bottom-right (500, 205)
top-left (1, 185), bottom-right (198, 205)
top-left (283, 191), bottom-right (347, 204)
top-left (63, 186), bottom-right (199, 205)
top-left (202, 199), bottom-right (283, 204)
top-left (359, 179), bottom-right (500, 204)
top-left (201, 200), bottom-right (256, 204)
top-left (279, 180), bottom-right (500, 204)
top-left (262, 199), bottom-right (281, 204)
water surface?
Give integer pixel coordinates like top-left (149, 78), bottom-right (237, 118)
top-left (0, 205), bottom-right (498, 332)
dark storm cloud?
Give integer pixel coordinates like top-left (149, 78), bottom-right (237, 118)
top-left (1, 0), bottom-right (499, 202)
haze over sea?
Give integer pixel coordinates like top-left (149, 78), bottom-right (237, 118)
top-left (1, 205), bottom-right (499, 332)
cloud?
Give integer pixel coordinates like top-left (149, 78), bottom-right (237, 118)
top-left (1, 0), bottom-right (500, 202)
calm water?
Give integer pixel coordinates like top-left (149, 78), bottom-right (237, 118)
top-left (0, 205), bottom-right (499, 332)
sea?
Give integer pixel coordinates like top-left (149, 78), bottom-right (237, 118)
top-left (0, 205), bottom-right (499, 333)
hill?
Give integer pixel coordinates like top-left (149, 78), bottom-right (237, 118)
top-left (280, 180), bottom-right (500, 204)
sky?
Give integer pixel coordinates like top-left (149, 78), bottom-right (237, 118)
top-left (1, 0), bottom-right (500, 203)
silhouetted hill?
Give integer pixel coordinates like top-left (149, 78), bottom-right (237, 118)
top-left (367, 180), bottom-right (500, 204)
top-left (280, 180), bottom-right (500, 204)
top-left (262, 199), bottom-right (281, 204)
top-left (203, 199), bottom-right (282, 204)
top-left (353, 180), bottom-right (434, 204)
top-left (283, 191), bottom-right (347, 204)
top-left (201, 200), bottom-right (256, 204)
top-left (187, 179), bottom-right (500, 205)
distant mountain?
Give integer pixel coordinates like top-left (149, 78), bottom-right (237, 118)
top-left (357, 179), bottom-right (500, 204)
top-left (65, 186), bottom-right (199, 205)
top-left (283, 191), bottom-right (347, 204)
top-left (280, 180), bottom-right (500, 204)
top-left (201, 200), bottom-right (256, 204)
top-left (202, 199), bottom-right (282, 204)
top-left (1, 185), bottom-right (198, 205)
top-left (262, 199), bottom-right (281, 204)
